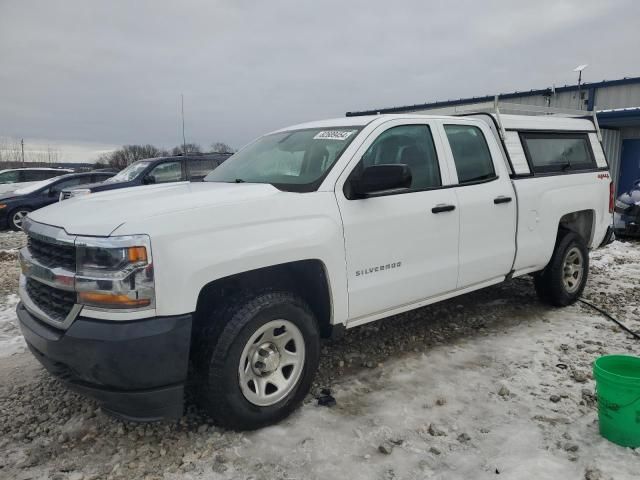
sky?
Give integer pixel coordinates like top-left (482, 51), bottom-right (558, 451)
top-left (1, 0), bottom-right (639, 162)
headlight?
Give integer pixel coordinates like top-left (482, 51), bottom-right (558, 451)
top-left (0, 204), bottom-right (6, 209)
top-left (75, 234), bottom-right (154, 310)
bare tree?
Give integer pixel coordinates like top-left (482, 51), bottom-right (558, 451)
top-left (171, 143), bottom-right (201, 155)
top-left (0, 137), bottom-right (22, 163)
top-left (210, 142), bottom-right (234, 153)
top-left (102, 145), bottom-right (167, 170)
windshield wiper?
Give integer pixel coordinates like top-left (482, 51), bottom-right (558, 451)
top-left (234, 178), bottom-right (245, 183)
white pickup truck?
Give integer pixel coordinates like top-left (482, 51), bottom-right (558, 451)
top-left (17, 112), bottom-right (613, 429)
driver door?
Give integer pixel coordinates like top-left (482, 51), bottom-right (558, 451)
top-left (336, 119), bottom-right (460, 323)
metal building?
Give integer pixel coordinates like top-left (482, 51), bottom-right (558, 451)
top-left (346, 76), bottom-right (640, 194)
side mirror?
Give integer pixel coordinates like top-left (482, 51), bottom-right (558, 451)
top-left (351, 164), bottom-right (412, 197)
top-left (143, 175), bottom-right (156, 185)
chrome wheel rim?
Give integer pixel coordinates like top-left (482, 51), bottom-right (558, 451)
top-left (562, 247), bottom-right (584, 293)
top-left (12, 210), bottom-right (29, 229)
top-left (238, 319), bottom-right (305, 407)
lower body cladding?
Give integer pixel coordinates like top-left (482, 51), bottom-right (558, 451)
top-left (17, 303), bottom-right (192, 421)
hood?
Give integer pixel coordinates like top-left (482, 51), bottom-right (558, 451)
top-left (0, 184), bottom-right (25, 195)
top-left (0, 192), bottom-right (23, 202)
top-left (65, 179), bottom-right (131, 192)
top-left (28, 181), bottom-right (283, 236)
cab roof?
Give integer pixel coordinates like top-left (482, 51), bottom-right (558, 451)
top-left (274, 112), bottom-right (596, 134)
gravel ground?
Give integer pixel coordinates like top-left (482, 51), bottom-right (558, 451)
top-left (0, 233), bottom-right (638, 480)
top-left (0, 230), bottom-right (25, 299)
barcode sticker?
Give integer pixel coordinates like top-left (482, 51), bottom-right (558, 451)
top-left (313, 130), bottom-right (355, 141)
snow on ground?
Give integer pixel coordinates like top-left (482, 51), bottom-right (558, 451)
top-left (0, 237), bottom-right (638, 480)
top-left (0, 294), bottom-right (25, 358)
top-left (199, 308), bottom-right (637, 480)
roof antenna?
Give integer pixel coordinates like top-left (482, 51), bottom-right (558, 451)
top-left (181, 93), bottom-right (187, 156)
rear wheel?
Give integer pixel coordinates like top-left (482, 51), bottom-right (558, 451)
top-left (9, 207), bottom-right (31, 231)
top-left (534, 231), bottom-right (589, 306)
top-left (196, 291), bottom-right (320, 430)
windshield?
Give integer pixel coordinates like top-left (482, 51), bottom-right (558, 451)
top-left (106, 161), bottom-right (151, 183)
top-left (13, 177), bottom-right (59, 195)
top-left (204, 127), bottom-right (362, 192)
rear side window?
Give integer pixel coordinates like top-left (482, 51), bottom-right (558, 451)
top-left (21, 171), bottom-right (40, 181)
top-left (91, 173), bottom-right (114, 183)
top-left (444, 125), bottom-right (496, 184)
top-left (0, 171), bottom-right (20, 183)
top-left (50, 177), bottom-right (87, 194)
top-left (187, 159), bottom-right (217, 180)
top-left (38, 170), bottom-right (64, 180)
top-left (520, 133), bottom-right (596, 173)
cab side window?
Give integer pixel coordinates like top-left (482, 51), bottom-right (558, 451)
top-left (39, 170), bottom-right (62, 180)
top-left (50, 177), bottom-right (86, 195)
top-left (21, 171), bottom-right (41, 181)
top-left (148, 161), bottom-right (183, 183)
top-left (359, 125), bottom-right (441, 190)
top-left (444, 125), bottom-right (496, 184)
top-left (187, 159), bottom-right (217, 181)
top-left (0, 171), bottom-right (19, 183)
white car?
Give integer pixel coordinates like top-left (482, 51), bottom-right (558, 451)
top-left (17, 112), bottom-right (613, 429)
top-left (0, 167), bottom-right (73, 194)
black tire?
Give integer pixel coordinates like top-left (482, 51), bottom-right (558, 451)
top-left (9, 207), bottom-right (31, 231)
top-left (534, 230), bottom-right (589, 307)
top-left (195, 291), bottom-right (320, 430)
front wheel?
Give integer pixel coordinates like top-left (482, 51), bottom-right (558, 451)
top-left (9, 207), bottom-right (32, 231)
top-left (534, 231), bottom-right (589, 306)
top-left (196, 291), bottom-right (320, 430)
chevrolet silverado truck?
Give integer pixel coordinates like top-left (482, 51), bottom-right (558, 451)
top-left (17, 111), bottom-right (613, 429)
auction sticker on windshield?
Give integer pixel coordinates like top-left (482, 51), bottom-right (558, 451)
top-left (313, 130), bottom-right (356, 141)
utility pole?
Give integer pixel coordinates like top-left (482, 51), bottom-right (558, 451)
top-left (21, 139), bottom-right (25, 166)
top-left (181, 94), bottom-right (187, 156)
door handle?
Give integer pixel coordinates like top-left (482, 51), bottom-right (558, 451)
top-left (431, 204), bottom-right (456, 214)
top-left (494, 196), bottom-right (512, 204)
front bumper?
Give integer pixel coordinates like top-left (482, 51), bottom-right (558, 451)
top-left (17, 302), bottom-right (193, 421)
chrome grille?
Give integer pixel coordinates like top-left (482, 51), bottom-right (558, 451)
top-left (25, 278), bottom-right (76, 323)
top-left (27, 235), bottom-right (76, 271)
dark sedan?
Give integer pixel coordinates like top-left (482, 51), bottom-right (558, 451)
top-left (59, 153), bottom-right (231, 200)
top-left (614, 180), bottom-right (640, 237)
top-left (0, 171), bottom-right (115, 230)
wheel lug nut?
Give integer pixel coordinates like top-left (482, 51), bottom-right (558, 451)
top-left (255, 361), bottom-right (265, 369)
top-left (258, 348), bottom-right (269, 356)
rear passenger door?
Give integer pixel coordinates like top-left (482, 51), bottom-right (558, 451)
top-left (441, 121), bottom-right (516, 288)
